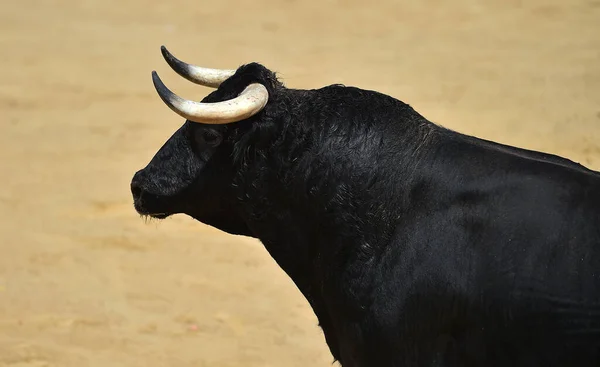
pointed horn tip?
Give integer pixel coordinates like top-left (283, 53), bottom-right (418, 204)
top-left (150, 71), bottom-right (172, 101)
top-left (160, 45), bottom-right (172, 60)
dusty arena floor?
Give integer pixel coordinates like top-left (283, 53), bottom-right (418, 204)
top-left (1, 0), bottom-right (599, 366)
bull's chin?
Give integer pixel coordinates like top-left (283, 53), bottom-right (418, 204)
top-left (134, 201), bottom-right (175, 220)
top-left (145, 212), bottom-right (171, 220)
top-left (136, 209), bottom-right (173, 220)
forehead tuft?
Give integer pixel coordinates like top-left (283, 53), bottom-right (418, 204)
top-left (200, 62), bottom-right (283, 104)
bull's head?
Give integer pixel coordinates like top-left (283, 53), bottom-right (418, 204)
top-left (130, 46), bottom-right (280, 237)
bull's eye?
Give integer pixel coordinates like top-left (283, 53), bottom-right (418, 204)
top-left (195, 129), bottom-right (222, 147)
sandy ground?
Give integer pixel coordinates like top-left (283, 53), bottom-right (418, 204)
top-left (0, 0), bottom-right (599, 366)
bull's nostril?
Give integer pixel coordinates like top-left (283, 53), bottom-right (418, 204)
top-left (131, 182), bottom-right (143, 199)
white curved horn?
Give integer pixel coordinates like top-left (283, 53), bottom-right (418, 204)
top-left (151, 71), bottom-right (269, 125)
top-left (161, 45), bottom-right (235, 88)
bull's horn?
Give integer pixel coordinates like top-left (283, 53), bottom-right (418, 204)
top-left (151, 71), bottom-right (269, 124)
top-left (161, 45), bottom-right (235, 88)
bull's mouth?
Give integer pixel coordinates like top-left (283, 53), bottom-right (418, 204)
top-left (139, 211), bottom-right (171, 220)
top-left (133, 191), bottom-right (175, 220)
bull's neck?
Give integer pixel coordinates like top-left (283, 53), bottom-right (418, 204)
top-left (237, 142), bottom-right (418, 298)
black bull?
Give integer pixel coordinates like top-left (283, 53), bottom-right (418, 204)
top-left (131, 62), bottom-right (600, 366)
